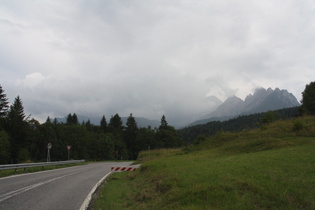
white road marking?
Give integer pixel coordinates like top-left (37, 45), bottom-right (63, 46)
top-left (79, 172), bottom-right (112, 210)
top-left (0, 172), bottom-right (78, 202)
top-left (0, 165), bottom-right (81, 181)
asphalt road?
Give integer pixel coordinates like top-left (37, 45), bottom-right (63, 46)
top-left (0, 162), bottom-right (134, 210)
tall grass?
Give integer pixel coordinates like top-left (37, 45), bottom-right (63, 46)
top-left (93, 116), bottom-right (315, 209)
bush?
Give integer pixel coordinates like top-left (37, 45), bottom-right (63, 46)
top-left (292, 120), bottom-right (304, 133)
top-left (17, 148), bottom-right (30, 163)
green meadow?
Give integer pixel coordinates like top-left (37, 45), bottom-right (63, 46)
top-left (93, 116), bottom-right (315, 209)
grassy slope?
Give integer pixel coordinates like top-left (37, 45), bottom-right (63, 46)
top-left (93, 116), bottom-right (315, 209)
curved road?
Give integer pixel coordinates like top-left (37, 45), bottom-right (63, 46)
top-left (0, 162), bottom-right (134, 210)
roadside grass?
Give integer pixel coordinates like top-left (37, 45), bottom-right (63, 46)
top-left (136, 148), bottom-right (181, 162)
top-left (93, 116), bottom-right (315, 209)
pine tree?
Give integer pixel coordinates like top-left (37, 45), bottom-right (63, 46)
top-left (7, 96), bottom-right (27, 162)
top-left (100, 115), bottom-right (107, 133)
top-left (301, 81), bottom-right (315, 115)
top-left (0, 85), bottom-right (9, 119)
top-left (45, 116), bottom-right (51, 124)
top-left (72, 113), bottom-right (79, 124)
top-left (66, 113), bottom-right (73, 124)
top-left (108, 114), bottom-right (123, 134)
top-left (0, 130), bottom-right (10, 163)
top-left (66, 113), bottom-right (79, 125)
top-left (86, 119), bottom-right (92, 131)
top-left (108, 114), bottom-right (126, 159)
top-left (124, 113), bottom-right (138, 159)
top-left (156, 115), bottom-right (182, 148)
top-left (8, 96), bottom-right (26, 123)
top-left (159, 115), bottom-right (168, 129)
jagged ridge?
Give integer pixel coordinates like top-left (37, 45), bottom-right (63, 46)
top-left (190, 87), bottom-right (300, 126)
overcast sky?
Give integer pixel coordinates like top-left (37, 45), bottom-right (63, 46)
top-left (1, 0), bottom-right (314, 125)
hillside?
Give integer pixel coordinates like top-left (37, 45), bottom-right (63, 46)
top-left (179, 107), bottom-right (300, 143)
top-left (93, 116), bottom-right (315, 209)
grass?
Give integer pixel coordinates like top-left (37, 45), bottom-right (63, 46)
top-left (92, 116), bottom-right (315, 209)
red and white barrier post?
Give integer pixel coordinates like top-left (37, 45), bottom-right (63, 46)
top-left (111, 167), bottom-right (137, 172)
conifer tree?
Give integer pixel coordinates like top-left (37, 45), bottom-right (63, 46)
top-left (7, 96), bottom-right (27, 162)
top-left (45, 116), bottom-right (52, 124)
top-left (159, 115), bottom-right (168, 129)
top-left (156, 115), bottom-right (182, 148)
top-left (100, 115), bottom-right (107, 132)
top-left (72, 113), bottom-right (79, 124)
top-left (66, 113), bottom-right (73, 124)
top-left (0, 85), bottom-right (9, 119)
top-left (108, 114), bottom-right (123, 134)
top-left (8, 96), bottom-right (26, 123)
top-left (0, 130), bottom-right (10, 163)
top-left (124, 113), bottom-right (138, 159)
top-left (301, 81), bottom-right (315, 115)
top-left (108, 113), bottom-right (126, 159)
top-left (86, 119), bottom-right (92, 131)
top-left (66, 113), bottom-right (79, 125)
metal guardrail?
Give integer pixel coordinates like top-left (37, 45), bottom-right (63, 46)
top-left (0, 160), bottom-right (85, 172)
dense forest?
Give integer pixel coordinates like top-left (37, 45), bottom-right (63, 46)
top-left (0, 81), bottom-right (314, 164)
top-left (0, 85), bottom-right (182, 164)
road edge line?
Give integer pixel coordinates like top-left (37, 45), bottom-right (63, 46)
top-left (79, 171), bottom-right (112, 210)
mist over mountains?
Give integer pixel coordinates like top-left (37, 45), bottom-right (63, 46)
top-left (54, 87), bottom-right (300, 128)
top-left (189, 87), bottom-right (300, 126)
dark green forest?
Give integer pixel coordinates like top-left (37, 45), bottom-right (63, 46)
top-left (0, 85), bottom-right (182, 164)
top-left (1, 81), bottom-right (314, 164)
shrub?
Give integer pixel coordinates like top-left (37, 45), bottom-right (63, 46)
top-left (292, 120), bottom-right (304, 133)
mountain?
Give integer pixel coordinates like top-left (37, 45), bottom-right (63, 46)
top-left (54, 115), bottom-right (160, 128)
top-left (189, 87), bottom-right (300, 126)
top-left (241, 88), bottom-right (300, 114)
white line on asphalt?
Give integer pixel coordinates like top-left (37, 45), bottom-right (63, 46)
top-left (0, 172), bottom-right (78, 202)
top-left (0, 165), bottom-right (83, 181)
top-left (80, 172), bottom-right (112, 210)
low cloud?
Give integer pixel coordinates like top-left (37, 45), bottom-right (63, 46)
top-left (1, 0), bottom-right (314, 125)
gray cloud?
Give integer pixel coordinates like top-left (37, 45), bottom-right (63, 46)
top-left (1, 0), bottom-right (314, 126)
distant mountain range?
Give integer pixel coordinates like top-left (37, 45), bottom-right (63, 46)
top-left (189, 87), bottom-right (300, 126)
top-left (53, 87), bottom-right (300, 128)
top-left (55, 115), bottom-right (160, 128)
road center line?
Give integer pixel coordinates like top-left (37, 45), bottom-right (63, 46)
top-left (0, 172), bottom-right (78, 203)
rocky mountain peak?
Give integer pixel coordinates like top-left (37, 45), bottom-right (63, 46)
top-left (196, 87), bottom-right (300, 125)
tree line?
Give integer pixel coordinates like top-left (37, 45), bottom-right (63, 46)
top-left (178, 107), bottom-right (300, 143)
top-left (1, 81), bottom-right (314, 164)
top-left (0, 84), bottom-right (182, 164)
